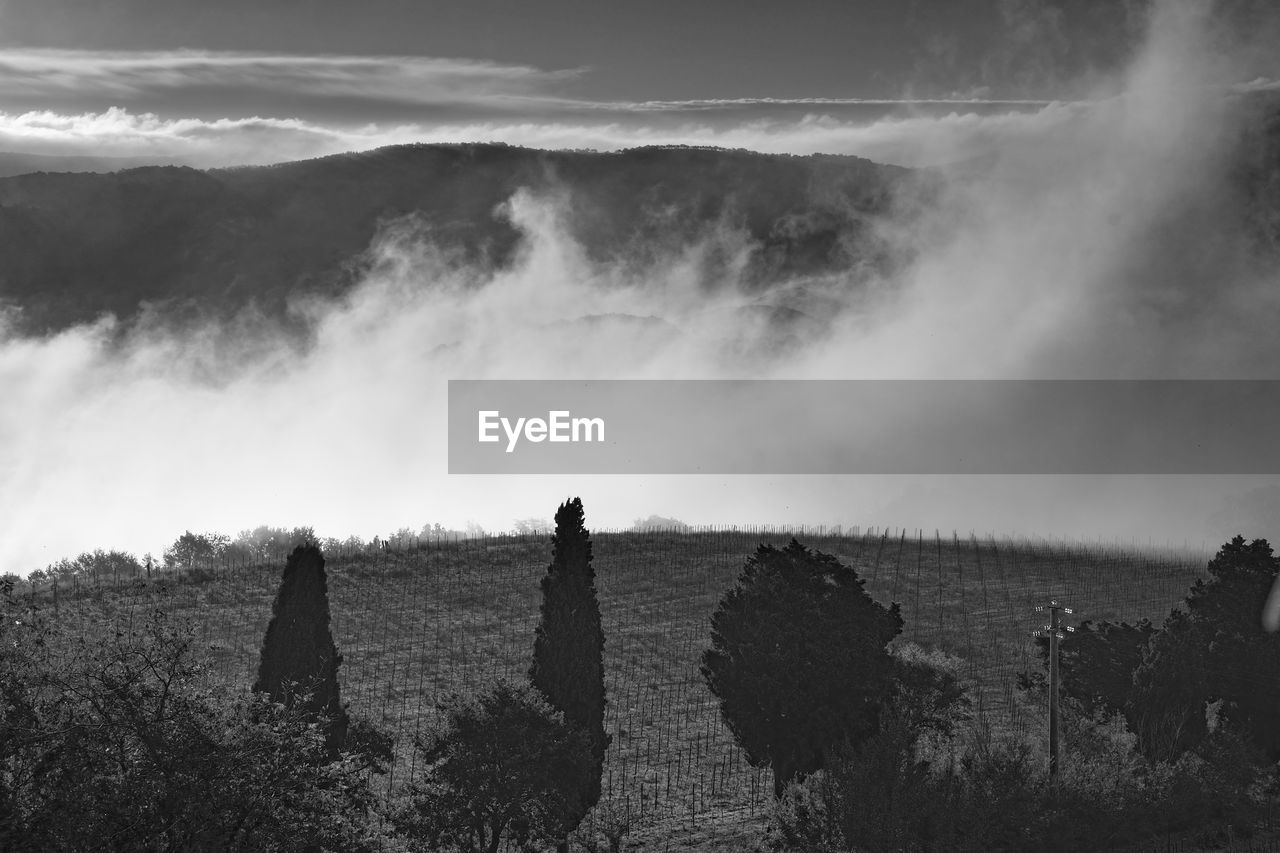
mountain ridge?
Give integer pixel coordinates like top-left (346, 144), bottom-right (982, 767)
top-left (0, 143), bottom-right (912, 335)
top-left (2, 106), bottom-right (1277, 340)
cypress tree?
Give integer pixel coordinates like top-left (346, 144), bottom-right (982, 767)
top-left (254, 544), bottom-right (349, 754)
top-left (529, 497), bottom-right (608, 850)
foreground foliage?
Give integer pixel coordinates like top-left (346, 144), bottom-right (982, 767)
top-left (771, 700), bottom-right (1275, 852)
top-left (395, 680), bottom-right (594, 853)
top-left (769, 536), bottom-right (1280, 852)
top-left (1040, 537), bottom-right (1280, 764)
top-left (0, 582), bottom-right (383, 852)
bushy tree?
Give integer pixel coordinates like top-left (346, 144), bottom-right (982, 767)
top-left (768, 640), bottom-right (967, 845)
top-left (396, 681), bottom-right (594, 853)
top-left (887, 642), bottom-right (971, 739)
top-left (512, 517), bottom-right (551, 535)
top-left (631, 514), bottom-right (690, 532)
top-left (811, 717), bottom-right (952, 852)
top-left (0, 589), bottom-right (382, 852)
top-left (1187, 537), bottom-right (1280, 757)
top-left (419, 522), bottom-right (456, 542)
top-left (768, 644), bottom-right (970, 852)
top-left (253, 543), bottom-right (349, 753)
top-left (44, 549), bottom-right (144, 585)
top-left (783, 600), bottom-right (1274, 853)
top-left (1038, 618), bottom-right (1154, 717)
top-left (162, 530), bottom-right (230, 570)
top-left (1022, 538), bottom-right (1280, 764)
top-left (528, 497), bottom-right (608, 848)
top-left (702, 539), bottom-right (903, 797)
top-left (1128, 608), bottom-right (1211, 762)
top-left (228, 525), bottom-right (317, 562)
top-left (1130, 536), bottom-right (1280, 761)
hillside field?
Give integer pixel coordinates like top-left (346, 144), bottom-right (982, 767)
top-left (25, 528), bottom-right (1211, 850)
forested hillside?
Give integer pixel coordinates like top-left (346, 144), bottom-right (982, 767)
top-left (0, 144), bottom-right (911, 334)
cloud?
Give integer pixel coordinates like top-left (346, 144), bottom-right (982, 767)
top-left (3, 37), bottom-right (1267, 171)
top-left (0, 47), bottom-right (1058, 114)
top-left (603, 96), bottom-right (1056, 112)
top-left (0, 47), bottom-right (1091, 168)
top-left (0, 49), bottom-right (584, 111)
top-left (790, 27), bottom-right (1276, 380)
top-left (1239, 77), bottom-right (1280, 92)
top-left (0, 108), bottom-right (359, 164)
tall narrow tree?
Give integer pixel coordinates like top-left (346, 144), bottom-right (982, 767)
top-left (529, 498), bottom-right (608, 851)
top-left (254, 544), bottom-right (349, 754)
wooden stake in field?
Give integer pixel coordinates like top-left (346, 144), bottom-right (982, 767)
top-left (1033, 599), bottom-right (1074, 791)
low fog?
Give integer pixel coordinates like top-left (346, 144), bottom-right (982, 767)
top-left (3, 0), bottom-right (1279, 573)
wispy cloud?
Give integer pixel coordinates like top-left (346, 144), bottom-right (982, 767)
top-left (0, 48), bottom-right (1072, 117)
top-left (1238, 76), bottom-right (1280, 93)
top-left (606, 96), bottom-right (1058, 112)
top-left (0, 108), bottom-right (350, 165)
top-left (0, 48), bottom-right (586, 112)
top-left (4, 45), bottom-right (1269, 170)
top-left (0, 46), bottom-right (1086, 159)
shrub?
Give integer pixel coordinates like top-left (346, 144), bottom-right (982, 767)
top-left (0, 595), bottom-right (382, 852)
top-left (395, 680), bottom-right (594, 853)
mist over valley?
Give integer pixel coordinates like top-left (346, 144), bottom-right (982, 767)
top-left (2, 0), bottom-right (1279, 573)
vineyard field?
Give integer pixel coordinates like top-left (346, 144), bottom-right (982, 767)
top-left (26, 528), bottom-right (1212, 850)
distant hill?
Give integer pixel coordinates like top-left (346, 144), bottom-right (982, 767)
top-left (0, 144), bottom-right (913, 334)
top-left (2, 98), bottom-right (1276, 339)
top-left (0, 150), bottom-right (186, 178)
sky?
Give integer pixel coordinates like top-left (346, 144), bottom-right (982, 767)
top-left (0, 0), bottom-right (1130, 99)
top-left (3, 0), bottom-right (1280, 572)
top-left (0, 0), bottom-right (1184, 167)
top-left (0, 0), bottom-right (1272, 168)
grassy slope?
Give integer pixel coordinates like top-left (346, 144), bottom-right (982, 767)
top-left (35, 529), bottom-right (1207, 850)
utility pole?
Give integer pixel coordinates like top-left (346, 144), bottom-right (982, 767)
top-left (1033, 599), bottom-right (1074, 791)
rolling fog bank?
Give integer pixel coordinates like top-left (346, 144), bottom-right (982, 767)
top-left (2, 0), bottom-right (1279, 573)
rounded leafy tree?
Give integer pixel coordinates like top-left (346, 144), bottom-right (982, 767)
top-left (702, 538), bottom-right (903, 797)
top-left (1130, 535), bottom-right (1280, 761)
